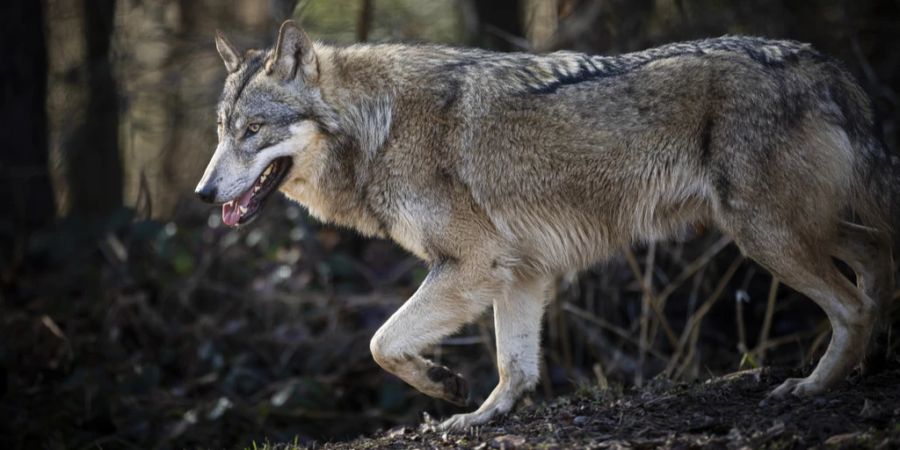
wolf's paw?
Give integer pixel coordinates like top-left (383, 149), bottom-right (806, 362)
top-left (440, 410), bottom-right (494, 432)
top-left (426, 365), bottom-right (469, 406)
top-left (769, 377), bottom-right (826, 398)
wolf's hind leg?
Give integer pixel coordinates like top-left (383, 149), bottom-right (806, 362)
top-left (442, 276), bottom-right (551, 431)
top-left (369, 261), bottom-right (497, 405)
top-left (831, 221), bottom-right (895, 370)
top-left (732, 234), bottom-right (876, 397)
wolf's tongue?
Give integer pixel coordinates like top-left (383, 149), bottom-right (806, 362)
top-left (221, 188), bottom-right (255, 226)
top-left (222, 201), bottom-right (240, 227)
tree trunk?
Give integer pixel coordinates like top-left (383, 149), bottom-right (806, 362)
top-left (45, 0), bottom-right (123, 217)
top-left (471, 0), bottom-right (525, 51)
top-left (525, 0), bottom-right (557, 51)
top-left (115, 0), bottom-right (297, 219)
top-left (0, 1), bottom-right (55, 228)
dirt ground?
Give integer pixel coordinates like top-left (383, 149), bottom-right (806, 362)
top-left (317, 361), bottom-right (900, 449)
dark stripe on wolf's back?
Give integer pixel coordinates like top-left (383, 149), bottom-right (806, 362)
top-left (527, 36), bottom-right (824, 95)
top-left (440, 77), bottom-right (462, 110)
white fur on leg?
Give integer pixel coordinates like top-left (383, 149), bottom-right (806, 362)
top-left (370, 262), bottom-right (496, 404)
top-left (441, 276), bottom-right (551, 431)
top-left (769, 275), bottom-right (875, 398)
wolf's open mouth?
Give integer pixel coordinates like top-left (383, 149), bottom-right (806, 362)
top-left (222, 157), bottom-right (293, 227)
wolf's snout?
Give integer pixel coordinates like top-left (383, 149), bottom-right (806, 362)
top-left (195, 185), bottom-right (217, 203)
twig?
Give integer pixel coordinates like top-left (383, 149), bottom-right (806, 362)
top-left (356, 0), bottom-right (373, 42)
top-left (735, 294), bottom-right (747, 354)
top-left (753, 326), bottom-right (823, 353)
top-left (483, 24), bottom-right (532, 51)
top-left (646, 236), bottom-right (732, 347)
top-left (666, 256), bottom-right (743, 377)
top-left (563, 302), bottom-right (667, 361)
top-left (753, 277), bottom-right (780, 364)
top-left (657, 236), bottom-right (732, 301)
top-left (593, 362), bottom-right (609, 389)
top-left (735, 267), bottom-right (758, 361)
top-left (623, 247), bottom-right (679, 349)
top-left (633, 242), bottom-right (653, 385)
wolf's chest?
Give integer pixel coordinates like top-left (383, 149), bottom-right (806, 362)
top-left (388, 202), bottom-right (430, 260)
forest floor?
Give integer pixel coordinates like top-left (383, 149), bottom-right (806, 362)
top-left (306, 362), bottom-right (900, 450)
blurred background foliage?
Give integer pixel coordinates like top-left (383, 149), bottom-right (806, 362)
top-left (1, 0), bottom-right (898, 448)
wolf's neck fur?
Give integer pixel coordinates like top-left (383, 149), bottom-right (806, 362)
top-left (289, 45), bottom-right (401, 239)
top-left (321, 48), bottom-right (396, 153)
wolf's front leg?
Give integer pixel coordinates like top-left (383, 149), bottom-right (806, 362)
top-left (441, 276), bottom-right (551, 431)
top-left (369, 261), bottom-right (499, 405)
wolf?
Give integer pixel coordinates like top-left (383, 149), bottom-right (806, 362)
top-left (195, 20), bottom-right (898, 430)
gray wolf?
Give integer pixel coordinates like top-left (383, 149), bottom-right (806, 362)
top-left (195, 20), bottom-right (898, 430)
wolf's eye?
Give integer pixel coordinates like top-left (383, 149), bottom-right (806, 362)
top-left (245, 123), bottom-right (262, 137)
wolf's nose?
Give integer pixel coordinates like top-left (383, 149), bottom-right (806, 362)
top-left (195, 185), bottom-right (217, 203)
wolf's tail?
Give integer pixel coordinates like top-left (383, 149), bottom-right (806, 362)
top-left (847, 129), bottom-right (898, 247)
top-left (830, 68), bottom-right (899, 245)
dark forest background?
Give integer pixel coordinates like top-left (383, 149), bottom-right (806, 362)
top-left (1, 0), bottom-right (898, 448)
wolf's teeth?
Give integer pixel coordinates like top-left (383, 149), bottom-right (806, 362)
top-left (253, 185), bottom-right (260, 193)
top-left (263, 165), bottom-right (273, 176)
top-left (239, 206), bottom-right (248, 214)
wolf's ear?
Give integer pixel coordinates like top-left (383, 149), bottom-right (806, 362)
top-left (266, 20), bottom-right (318, 83)
top-left (215, 30), bottom-right (242, 73)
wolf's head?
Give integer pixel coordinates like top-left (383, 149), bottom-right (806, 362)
top-left (195, 21), bottom-right (333, 226)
